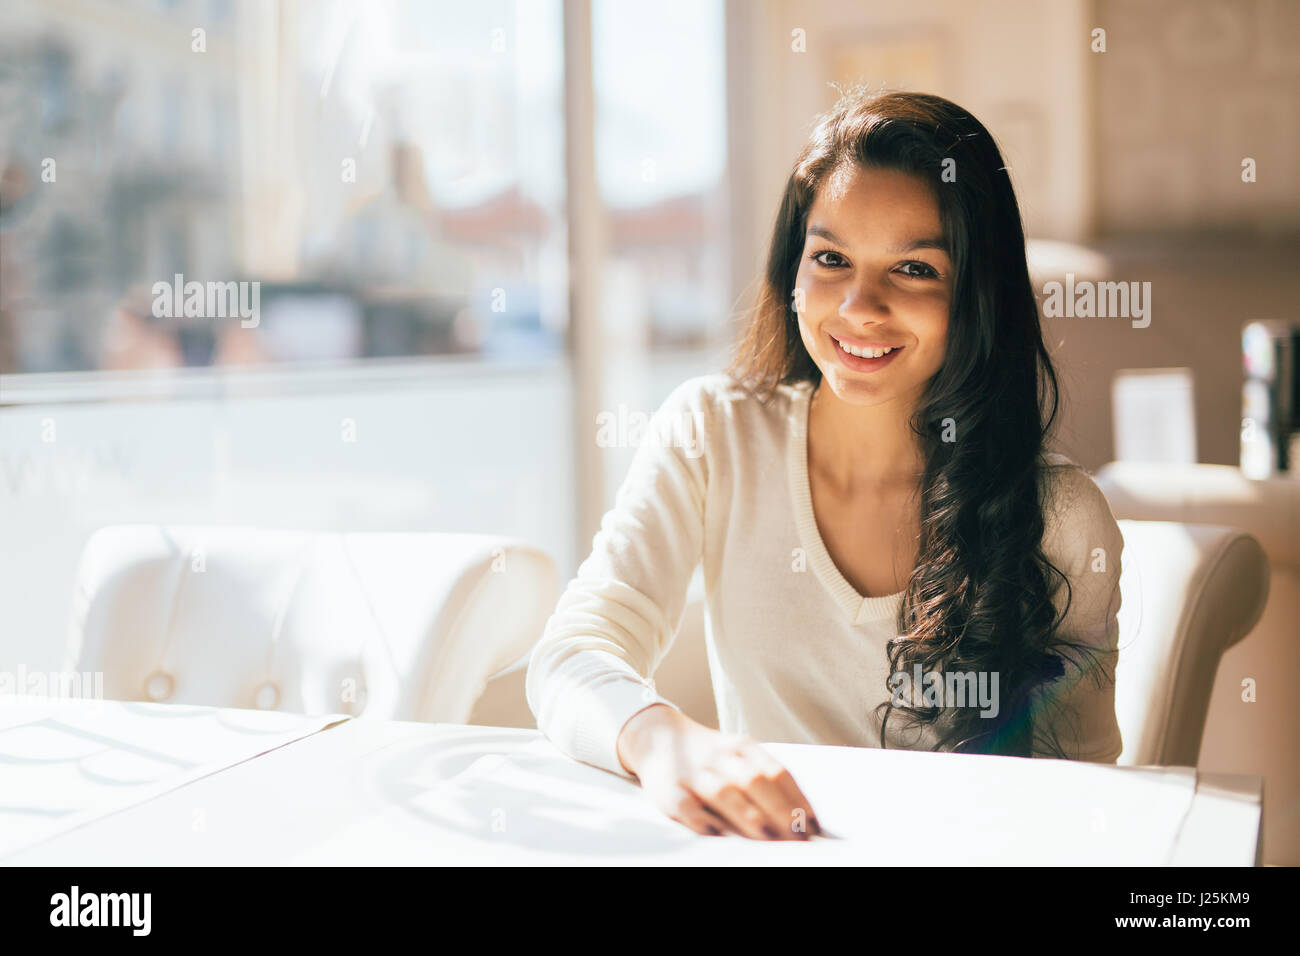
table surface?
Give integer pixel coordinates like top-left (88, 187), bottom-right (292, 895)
top-left (1, 703), bottom-right (1263, 866)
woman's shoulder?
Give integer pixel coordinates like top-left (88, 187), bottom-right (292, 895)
top-left (655, 371), bottom-right (808, 422)
top-left (1038, 452), bottom-right (1109, 511)
top-left (642, 373), bottom-right (808, 472)
top-left (1038, 452), bottom-right (1124, 576)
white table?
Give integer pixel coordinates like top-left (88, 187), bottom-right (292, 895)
top-left (2, 702), bottom-right (1261, 866)
top-left (0, 697), bottom-right (347, 859)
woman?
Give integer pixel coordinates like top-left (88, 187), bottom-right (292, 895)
top-left (526, 87), bottom-right (1124, 842)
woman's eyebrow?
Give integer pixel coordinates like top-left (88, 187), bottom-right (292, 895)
top-left (807, 223), bottom-right (948, 255)
top-left (807, 224), bottom-right (848, 244)
top-left (898, 236), bottom-right (949, 254)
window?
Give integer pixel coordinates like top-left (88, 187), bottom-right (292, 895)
top-left (0, 0), bottom-right (734, 671)
top-left (0, 0), bottom-right (567, 374)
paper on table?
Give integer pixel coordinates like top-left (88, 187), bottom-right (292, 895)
top-left (765, 742), bottom-right (1198, 865)
top-left (286, 737), bottom-right (1198, 865)
top-left (0, 696), bottom-right (350, 859)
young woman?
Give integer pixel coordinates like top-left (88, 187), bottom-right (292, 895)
top-left (526, 88), bottom-right (1124, 842)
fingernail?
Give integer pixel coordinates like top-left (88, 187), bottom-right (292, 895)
top-left (705, 825), bottom-right (721, 836)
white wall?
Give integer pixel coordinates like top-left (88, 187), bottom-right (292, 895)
top-left (732, 0), bottom-right (1094, 274)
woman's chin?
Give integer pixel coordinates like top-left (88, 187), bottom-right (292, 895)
top-left (819, 366), bottom-right (895, 403)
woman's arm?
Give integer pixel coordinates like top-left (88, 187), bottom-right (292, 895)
top-left (525, 377), bottom-right (711, 777)
top-left (525, 377), bottom-right (822, 839)
top-left (1030, 464), bottom-right (1126, 763)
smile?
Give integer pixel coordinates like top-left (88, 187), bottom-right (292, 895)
top-left (829, 333), bottom-right (904, 371)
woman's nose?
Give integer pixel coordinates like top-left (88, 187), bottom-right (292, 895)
top-left (839, 275), bottom-right (890, 321)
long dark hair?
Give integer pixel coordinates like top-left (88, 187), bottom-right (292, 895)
top-left (727, 85), bottom-right (1110, 758)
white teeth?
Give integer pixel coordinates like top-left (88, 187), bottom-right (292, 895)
top-left (837, 339), bottom-right (895, 359)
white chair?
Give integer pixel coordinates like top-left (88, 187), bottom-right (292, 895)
top-left (64, 525), bottom-right (559, 723)
top-left (1097, 462), bottom-right (1297, 865)
top-left (1111, 520), bottom-right (1268, 767)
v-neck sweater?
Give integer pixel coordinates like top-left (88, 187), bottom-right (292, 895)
top-left (525, 373), bottom-right (1126, 778)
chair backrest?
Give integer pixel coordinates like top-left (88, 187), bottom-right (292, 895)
top-left (65, 525), bottom-right (559, 723)
top-left (1112, 519), bottom-right (1269, 766)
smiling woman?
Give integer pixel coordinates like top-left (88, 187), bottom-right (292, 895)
top-left (795, 163), bottom-right (951, 434)
top-left (735, 87), bottom-right (1121, 763)
top-left (527, 86), bottom-right (1124, 843)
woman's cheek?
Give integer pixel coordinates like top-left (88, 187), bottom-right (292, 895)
top-left (793, 277), bottom-right (822, 328)
top-left (921, 320), bottom-right (949, 374)
top-left (795, 276), bottom-right (831, 322)
top-left (796, 311), bottom-right (821, 358)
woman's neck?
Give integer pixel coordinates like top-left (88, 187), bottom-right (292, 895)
top-left (808, 380), bottom-right (925, 493)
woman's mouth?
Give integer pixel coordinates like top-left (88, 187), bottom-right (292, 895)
top-left (829, 333), bottom-right (904, 372)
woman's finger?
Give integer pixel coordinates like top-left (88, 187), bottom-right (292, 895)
top-left (743, 772), bottom-right (809, 840)
top-left (694, 774), bottom-right (777, 840)
top-left (771, 770), bottom-right (822, 835)
top-left (737, 745), bottom-right (822, 836)
top-left (668, 790), bottom-right (732, 836)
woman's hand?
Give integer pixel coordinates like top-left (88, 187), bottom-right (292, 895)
top-left (616, 703), bottom-right (822, 840)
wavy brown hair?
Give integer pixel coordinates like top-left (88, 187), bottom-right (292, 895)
top-left (727, 86), bottom-right (1111, 758)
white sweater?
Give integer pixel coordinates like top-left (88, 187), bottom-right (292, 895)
top-left (525, 373), bottom-right (1125, 778)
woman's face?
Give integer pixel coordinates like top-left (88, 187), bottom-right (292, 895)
top-left (793, 163), bottom-right (953, 408)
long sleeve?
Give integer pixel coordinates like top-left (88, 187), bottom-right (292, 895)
top-left (526, 378), bottom-right (710, 778)
top-left (1030, 464), bottom-right (1126, 763)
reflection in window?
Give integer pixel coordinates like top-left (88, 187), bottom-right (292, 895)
top-left (590, 0), bottom-right (730, 510)
top-left (0, 0), bottom-right (566, 374)
top-left (593, 0), bottom-right (728, 353)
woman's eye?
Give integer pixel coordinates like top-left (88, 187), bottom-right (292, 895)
top-left (808, 249), bottom-right (846, 268)
top-left (806, 251), bottom-right (941, 278)
top-left (897, 261), bottom-right (939, 279)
